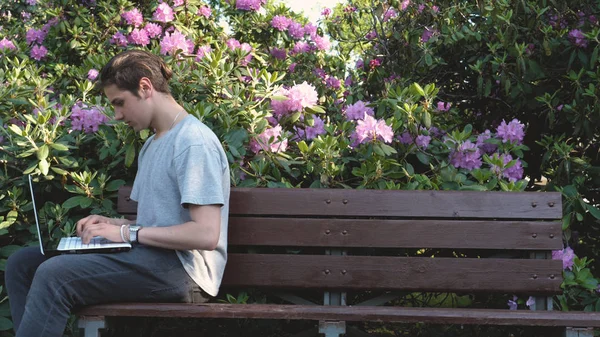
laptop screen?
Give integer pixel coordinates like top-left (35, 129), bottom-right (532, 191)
top-left (28, 175), bottom-right (45, 255)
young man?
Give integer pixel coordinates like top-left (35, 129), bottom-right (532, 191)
top-left (5, 50), bottom-right (230, 337)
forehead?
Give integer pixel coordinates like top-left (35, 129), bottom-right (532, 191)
top-left (104, 85), bottom-right (134, 103)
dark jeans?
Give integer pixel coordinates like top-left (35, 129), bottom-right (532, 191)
top-left (5, 245), bottom-right (209, 337)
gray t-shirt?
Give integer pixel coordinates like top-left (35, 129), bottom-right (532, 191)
top-left (130, 115), bottom-right (230, 296)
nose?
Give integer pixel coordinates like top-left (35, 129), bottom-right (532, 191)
top-left (114, 109), bottom-right (124, 121)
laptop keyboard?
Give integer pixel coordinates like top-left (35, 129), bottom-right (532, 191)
top-left (57, 236), bottom-right (131, 250)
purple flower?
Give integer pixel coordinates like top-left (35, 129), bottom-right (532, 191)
top-left (526, 296), bottom-right (535, 309)
top-left (128, 28), bottom-right (150, 46)
top-left (291, 41), bottom-right (311, 55)
top-left (288, 63), bottom-right (297, 73)
top-left (490, 153), bottom-right (524, 182)
top-left (304, 23), bottom-right (317, 38)
top-left (345, 101), bottom-right (374, 120)
top-left (421, 27), bottom-right (435, 43)
top-left (26, 28), bottom-right (46, 45)
top-left (398, 131), bottom-right (412, 145)
top-left (355, 59), bottom-right (364, 69)
top-left (198, 6), bottom-right (212, 18)
top-left (122, 8), bottom-right (144, 27)
top-left (437, 101), bottom-right (451, 111)
top-left (476, 130), bottom-right (497, 153)
top-left (294, 116), bottom-right (326, 140)
top-left (400, 0), bottom-right (410, 10)
top-left (415, 135), bottom-right (431, 149)
top-left (153, 3), bottom-right (174, 23)
top-left (552, 247), bottom-right (575, 270)
top-left (0, 37), bottom-right (16, 51)
top-left (26, 0), bottom-right (37, 5)
top-left (568, 29), bottom-right (588, 48)
top-left (271, 15), bottom-right (291, 31)
top-left (365, 31), bottom-right (377, 40)
top-left (70, 103), bottom-right (109, 133)
top-left (286, 82), bottom-right (318, 112)
top-left (313, 68), bottom-right (326, 78)
top-left (321, 8), bottom-right (331, 16)
top-left (450, 140), bottom-right (482, 170)
top-left (288, 22), bottom-right (305, 39)
top-left (270, 47), bottom-right (286, 60)
top-left (110, 32), bottom-right (128, 47)
top-left (236, 0), bottom-right (265, 11)
top-left (143, 23), bottom-right (163, 39)
top-left (30, 45), bottom-right (48, 61)
top-left (325, 76), bottom-right (340, 90)
top-left (508, 296), bottom-right (518, 310)
top-left (383, 8), bottom-right (398, 22)
top-left (87, 69), bottom-right (99, 81)
top-left (173, 0), bottom-right (184, 6)
top-left (496, 119), bottom-right (525, 144)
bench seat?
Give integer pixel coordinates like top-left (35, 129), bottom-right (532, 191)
top-left (78, 303), bottom-right (600, 327)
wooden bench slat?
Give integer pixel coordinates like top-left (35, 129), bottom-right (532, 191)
top-left (118, 187), bottom-right (562, 220)
top-left (229, 217), bottom-right (563, 250)
top-left (76, 303), bottom-right (600, 327)
top-left (222, 254), bottom-right (563, 294)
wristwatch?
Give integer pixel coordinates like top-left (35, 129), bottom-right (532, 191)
top-left (129, 225), bottom-right (143, 243)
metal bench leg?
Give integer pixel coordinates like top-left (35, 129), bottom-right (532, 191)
top-left (565, 327), bottom-right (594, 337)
top-left (319, 320), bottom-right (346, 337)
top-left (78, 316), bottom-right (106, 337)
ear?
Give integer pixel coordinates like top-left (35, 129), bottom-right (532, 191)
top-left (138, 77), bottom-right (153, 98)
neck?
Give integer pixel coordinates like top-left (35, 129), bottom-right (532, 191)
top-left (151, 97), bottom-right (187, 138)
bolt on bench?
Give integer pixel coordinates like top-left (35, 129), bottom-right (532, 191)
top-left (76, 187), bottom-right (600, 337)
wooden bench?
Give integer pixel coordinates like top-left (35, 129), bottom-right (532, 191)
top-left (76, 187), bottom-right (600, 337)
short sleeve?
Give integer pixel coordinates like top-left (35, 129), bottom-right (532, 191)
top-left (174, 144), bottom-right (226, 207)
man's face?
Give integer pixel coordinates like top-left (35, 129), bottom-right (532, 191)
top-left (104, 84), bottom-right (150, 132)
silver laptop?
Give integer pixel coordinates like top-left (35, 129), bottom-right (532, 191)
top-left (28, 175), bottom-right (132, 255)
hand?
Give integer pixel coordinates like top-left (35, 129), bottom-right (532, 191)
top-left (77, 215), bottom-right (124, 244)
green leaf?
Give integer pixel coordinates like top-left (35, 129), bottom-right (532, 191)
top-left (50, 143), bottom-right (69, 151)
top-left (105, 180), bottom-right (125, 192)
top-left (0, 245), bottom-right (21, 257)
top-left (416, 152), bottom-right (430, 165)
top-left (38, 159), bottom-right (49, 176)
top-left (79, 197), bottom-right (93, 209)
top-left (8, 124), bottom-right (22, 136)
top-left (63, 196), bottom-right (86, 210)
top-left (297, 141), bottom-right (309, 153)
top-left (125, 143), bottom-right (135, 168)
top-left (0, 316), bottom-right (13, 331)
top-left (411, 83), bottom-right (426, 97)
top-left (37, 145), bottom-right (49, 160)
top-left (306, 105), bottom-right (325, 114)
top-left (586, 204), bottom-right (600, 220)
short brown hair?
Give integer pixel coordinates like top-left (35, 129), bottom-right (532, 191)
top-left (97, 50), bottom-right (173, 97)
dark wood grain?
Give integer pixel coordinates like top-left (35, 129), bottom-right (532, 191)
top-left (221, 254), bottom-right (562, 294)
top-left (229, 217), bottom-right (562, 249)
top-left (117, 186), bottom-right (562, 220)
top-left (77, 303), bottom-right (600, 327)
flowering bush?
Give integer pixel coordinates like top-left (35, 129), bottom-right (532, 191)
top-left (0, 0), bottom-right (599, 334)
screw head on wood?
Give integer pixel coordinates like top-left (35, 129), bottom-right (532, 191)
top-left (325, 229), bottom-right (331, 235)
top-left (342, 230), bottom-right (348, 235)
top-left (532, 274), bottom-right (538, 279)
top-left (325, 199), bottom-right (331, 204)
top-left (342, 199), bottom-right (348, 204)
top-left (548, 202), bottom-right (555, 207)
top-left (324, 269), bottom-right (330, 275)
top-left (532, 233), bottom-right (537, 238)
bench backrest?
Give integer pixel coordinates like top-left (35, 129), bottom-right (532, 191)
top-left (118, 187), bottom-right (564, 295)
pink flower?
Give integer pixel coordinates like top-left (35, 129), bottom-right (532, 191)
top-left (153, 3), bottom-right (174, 23)
top-left (0, 37), bottom-right (17, 51)
top-left (352, 114), bottom-right (394, 145)
top-left (196, 45), bottom-right (212, 61)
top-left (288, 63), bottom-right (297, 73)
top-left (286, 82), bottom-right (319, 112)
top-left (144, 23), bottom-right (163, 39)
top-left (30, 44), bottom-right (48, 61)
top-left (271, 15), bottom-right (291, 31)
top-left (383, 8), bottom-right (398, 21)
top-left (304, 23), bottom-right (317, 38)
top-left (291, 41), bottom-right (311, 55)
top-left (400, 0), bottom-right (410, 10)
top-left (526, 296), bottom-right (535, 309)
top-left (437, 101), bottom-right (451, 111)
top-left (173, 0), bottom-right (184, 6)
top-left (321, 8), bottom-right (331, 16)
top-left (313, 35), bottom-right (331, 51)
top-left (250, 125), bottom-right (288, 153)
top-left (198, 6), bottom-right (212, 18)
top-left (369, 59), bottom-right (381, 69)
top-left (226, 38), bottom-right (241, 50)
top-left (128, 28), bottom-right (150, 46)
top-left (122, 8), bottom-right (144, 27)
top-left (159, 30), bottom-right (193, 55)
top-left (87, 69), bottom-right (99, 81)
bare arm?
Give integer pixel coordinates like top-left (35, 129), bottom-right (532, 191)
top-left (77, 204), bottom-right (221, 251)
